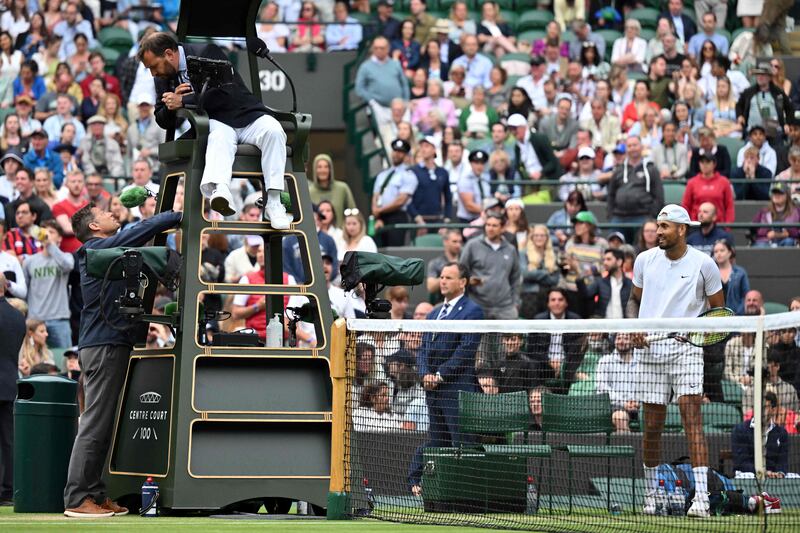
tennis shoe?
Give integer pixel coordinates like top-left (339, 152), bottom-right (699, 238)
top-left (264, 199), bottom-right (291, 230)
top-left (761, 492), bottom-right (781, 514)
top-left (687, 495), bottom-right (710, 518)
top-left (642, 491), bottom-right (657, 515)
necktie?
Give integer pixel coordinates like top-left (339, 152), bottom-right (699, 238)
top-left (514, 143), bottom-right (524, 179)
top-left (438, 303), bottom-right (451, 320)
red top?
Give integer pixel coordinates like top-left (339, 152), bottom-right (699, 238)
top-left (242, 270), bottom-right (291, 339)
top-left (79, 73), bottom-right (122, 100)
top-left (621, 100), bottom-right (660, 131)
top-left (52, 198), bottom-right (89, 253)
top-left (682, 172), bottom-right (735, 224)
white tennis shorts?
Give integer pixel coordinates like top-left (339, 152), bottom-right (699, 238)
top-left (635, 340), bottom-right (704, 405)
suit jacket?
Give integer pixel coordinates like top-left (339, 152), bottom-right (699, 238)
top-left (594, 275), bottom-right (633, 318)
top-left (529, 132), bottom-right (563, 178)
top-left (417, 295), bottom-right (484, 392)
top-left (527, 311), bottom-right (586, 393)
top-left (0, 296), bottom-right (26, 402)
top-left (660, 12), bottom-right (697, 42)
top-left (153, 42), bottom-right (267, 131)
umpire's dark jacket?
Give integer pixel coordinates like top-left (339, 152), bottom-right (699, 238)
top-left (153, 42), bottom-right (267, 131)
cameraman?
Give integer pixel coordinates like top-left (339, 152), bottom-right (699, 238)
top-left (62, 205), bottom-right (181, 518)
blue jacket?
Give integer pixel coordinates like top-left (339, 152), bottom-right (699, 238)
top-left (23, 148), bottom-right (62, 188)
top-left (417, 296), bottom-right (483, 390)
top-left (686, 225), bottom-right (734, 254)
top-left (732, 419), bottom-right (790, 474)
top-left (724, 264), bottom-right (750, 316)
top-left (77, 211), bottom-right (182, 349)
top-left (281, 230), bottom-right (338, 284)
top-left (594, 274), bottom-right (633, 318)
top-left (408, 164), bottom-right (452, 220)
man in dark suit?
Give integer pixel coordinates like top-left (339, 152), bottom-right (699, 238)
top-left (408, 262), bottom-right (484, 495)
top-left (592, 249), bottom-right (633, 318)
top-left (0, 272), bottom-right (27, 505)
top-left (527, 288), bottom-right (586, 394)
top-left (138, 32), bottom-right (290, 228)
top-left (660, 0), bottom-right (697, 43)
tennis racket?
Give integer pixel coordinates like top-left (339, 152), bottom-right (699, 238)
top-left (644, 307), bottom-right (736, 347)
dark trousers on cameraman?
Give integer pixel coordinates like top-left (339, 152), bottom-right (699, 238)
top-left (376, 210), bottom-right (410, 247)
top-left (64, 345), bottom-right (130, 509)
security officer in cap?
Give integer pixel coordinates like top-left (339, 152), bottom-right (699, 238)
top-left (456, 149), bottom-right (490, 222)
top-left (372, 138), bottom-right (418, 246)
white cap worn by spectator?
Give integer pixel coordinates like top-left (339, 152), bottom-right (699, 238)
top-left (578, 146), bottom-right (596, 159)
top-left (507, 114), bottom-right (527, 128)
top-left (656, 204), bottom-right (700, 226)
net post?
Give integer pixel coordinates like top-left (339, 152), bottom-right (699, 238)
top-left (752, 316), bottom-right (765, 483)
top-left (327, 317), bottom-right (350, 519)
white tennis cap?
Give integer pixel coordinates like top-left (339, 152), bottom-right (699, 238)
top-left (657, 204), bottom-right (700, 226)
top-left (507, 114), bottom-right (527, 127)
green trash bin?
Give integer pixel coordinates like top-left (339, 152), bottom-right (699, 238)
top-left (14, 375), bottom-right (79, 512)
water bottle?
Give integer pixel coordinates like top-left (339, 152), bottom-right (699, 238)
top-left (670, 479), bottom-right (686, 516)
top-left (141, 477), bottom-right (158, 517)
top-left (266, 313), bottom-right (282, 348)
top-left (363, 477), bottom-right (375, 512)
top-left (655, 479), bottom-right (669, 516)
top-left (525, 475), bottom-right (538, 514)
top-left (367, 215), bottom-right (376, 237)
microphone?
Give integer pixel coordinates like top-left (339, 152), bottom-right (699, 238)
top-left (120, 186), bottom-right (155, 208)
top-left (246, 36), bottom-right (270, 59)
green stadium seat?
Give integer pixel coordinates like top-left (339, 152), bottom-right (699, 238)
top-left (413, 233), bottom-right (444, 247)
top-left (504, 73), bottom-right (522, 88)
top-left (639, 27), bottom-right (656, 41)
top-left (98, 46), bottom-right (121, 70)
top-left (627, 7), bottom-right (660, 29)
top-left (663, 182), bottom-right (686, 205)
top-left (717, 28), bottom-right (732, 43)
top-left (468, 10), bottom-right (480, 23)
top-left (516, 29), bottom-right (546, 45)
top-left (492, 0), bottom-right (515, 9)
top-left (562, 30), bottom-right (577, 44)
top-left (438, 0), bottom-right (458, 10)
top-left (701, 402), bottom-right (741, 433)
top-left (516, 11), bottom-right (554, 33)
top-left (628, 70), bottom-right (648, 82)
top-left (350, 11), bottom-right (371, 23)
top-left (764, 301), bottom-right (790, 315)
top-left (499, 10), bottom-right (518, 31)
top-left (682, 7), bottom-right (697, 23)
top-left (98, 26), bottom-right (134, 54)
top-left (721, 379), bottom-right (744, 405)
top-left (516, 0), bottom-right (537, 8)
top-left (541, 393), bottom-right (636, 515)
top-left (717, 136), bottom-right (745, 162)
top-left (48, 347), bottom-right (66, 371)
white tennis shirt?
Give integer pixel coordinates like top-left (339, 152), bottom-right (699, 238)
top-left (633, 245), bottom-right (723, 319)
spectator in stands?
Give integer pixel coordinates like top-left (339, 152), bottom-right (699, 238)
top-left (724, 314), bottom-right (757, 391)
top-left (408, 262), bottom-right (483, 495)
top-left (622, 80), bottom-right (659, 133)
top-left (461, 212), bottom-right (520, 319)
top-left (391, 20), bottom-right (421, 78)
top-left (520, 224), bottom-right (560, 319)
top-left (751, 183), bottom-right (800, 247)
top-left (0, 113), bottom-right (26, 155)
top-left (452, 35), bottom-right (492, 90)
top-left (661, 0), bottom-right (696, 43)
top-left (84, 173), bottom-right (109, 211)
top-left (408, 0), bottom-right (436, 46)
top-left (733, 391), bottom-right (789, 478)
top-left (309, 154), bottom-right (357, 226)
top-left (79, 115), bottom-right (124, 178)
top-left (224, 233), bottom-right (259, 284)
top-left (491, 333), bottom-right (533, 393)
top-left (558, 146), bottom-right (603, 202)
top-left (594, 249), bottom-right (632, 319)
top-left (446, 1), bottom-right (475, 45)
top-left (355, 37), bottom-right (409, 129)
top-left (503, 198), bottom-right (528, 249)
top-left (768, 327), bottom-right (799, 389)
top-left (581, 97), bottom-right (621, 155)
top-left (368, 0), bottom-right (400, 41)
top-left (325, 0), bottom-right (362, 52)
top-left (13, 94), bottom-right (40, 137)
top-left (336, 208), bottom-right (377, 261)
top-left (65, 32), bottom-right (89, 82)
top-left (737, 126), bottom-right (777, 178)
top-left (17, 319), bottom-right (54, 376)
top-left (743, 354), bottom-right (799, 414)
top-left (569, 20), bottom-right (605, 62)
top-left (0, 225), bottom-right (26, 298)
top-left (459, 86), bottom-right (497, 139)
top-left (387, 286), bottom-right (411, 320)
top-left (652, 121), bottom-right (688, 181)
top-left (547, 189), bottom-right (585, 249)
top-left (562, 211), bottom-right (607, 315)
top-left (486, 66), bottom-right (509, 111)
top-left (231, 243), bottom-right (278, 342)
top-left (682, 152), bottom-right (734, 224)
top-left (476, 1), bottom-right (516, 59)
top-left (743, 290), bottom-right (765, 317)
top-left (0, 31), bottom-right (22, 108)
top-left (283, 205), bottom-right (338, 284)
top-left (456, 150), bottom-right (489, 223)
top-left (711, 239), bottom-right (749, 316)
top-left (443, 140), bottom-right (469, 186)
top-left (98, 94), bottom-right (127, 149)
top-left (629, 107), bottom-right (661, 158)
top-left (488, 149), bottom-right (520, 201)
top-left (353, 380), bottom-right (408, 431)
top-left (527, 287), bottom-right (585, 392)
top-left (689, 127), bottom-right (731, 179)
top-left (607, 136), bottom-right (663, 242)
top-left (408, 68), bottom-right (428, 100)
top-left (645, 55), bottom-right (670, 110)
top-left (385, 349), bottom-right (427, 423)
top-left (687, 12), bottom-right (728, 59)
top-left (4, 167), bottom-right (52, 228)
top-left (539, 96), bottom-right (579, 156)
top-left (22, 220), bottom-right (73, 348)
top-left (611, 19), bottom-right (647, 75)
top-left (126, 94), bottom-right (163, 174)
top-left (408, 136), bottom-right (451, 224)
top-left (12, 59), bottom-right (45, 102)
top-left (256, 2), bottom-right (290, 53)
top-left (737, 63), bottom-right (794, 144)
top-left (771, 58), bottom-right (792, 98)
top-left (78, 52), bottom-right (120, 101)
top-left (290, 1), bottom-right (324, 52)
top-left (426, 229), bottom-right (463, 303)
top-left (595, 333), bottom-right (639, 433)
top-left (703, 77), bottom-right (741, 140)
top-left (731, 146), bottom-right (772, 201)
top-left (1, 0), bottom-right (29, 43)
top-left (51, 170), bottom-right (86, 253)
top-left (42, 94), bottom-right (84, 150)
top-left (776, 146), bottom-right (800, 203)
top-left (53, 3), bottom-right (95, 60)
top-left (411, 78), bottom-right (457, 134)
top-left (515, 56), bottom-right (547, 112)
top-left (372, 138), bottom-right (417, 247)
top-left (686, 202), bottom-right (733, 254)
top-left (507, 113), bottom-right (562, 186)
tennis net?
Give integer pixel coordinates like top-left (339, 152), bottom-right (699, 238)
top-left (328, 312), bottom-right (800, 532)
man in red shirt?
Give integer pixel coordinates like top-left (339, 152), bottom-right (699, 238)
top-left (682, 152), bottom-right (735, 224)
top-left (51, 170), bottom-right (89, 253)
top-left (78, 52), bottom-right (122, 100)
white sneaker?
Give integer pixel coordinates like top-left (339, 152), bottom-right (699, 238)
top-left (642, 491), bottom-right (656, 515)
top-left (264, 200), bottom-right (291, 230)
top-left (209, 184), bottom-right (235, 216)
top-left (686, 495), bottom-right (710, 518)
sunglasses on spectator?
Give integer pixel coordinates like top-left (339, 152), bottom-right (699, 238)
top-left (344, 208), bottom-right (360, 216)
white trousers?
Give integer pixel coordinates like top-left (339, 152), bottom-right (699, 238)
top-left (200, 114), bottom-right (287, 196)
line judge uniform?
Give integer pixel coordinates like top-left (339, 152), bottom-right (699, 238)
top-left (372, 144), bottom-right (418, 247)
top-left (152, 43), bottom-right (287, 198)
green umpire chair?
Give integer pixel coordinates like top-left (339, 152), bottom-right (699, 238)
top-left (542, 393), bottom-right (636, 515)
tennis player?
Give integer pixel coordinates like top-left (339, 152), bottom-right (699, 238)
top-left (627, 204), bottom-right (725, 518)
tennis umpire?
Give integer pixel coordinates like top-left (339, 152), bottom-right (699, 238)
top-left (627, 204), bottom-right (725, 518)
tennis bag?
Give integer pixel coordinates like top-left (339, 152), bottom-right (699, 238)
top-left (657, 456), bottom-right (748, 515)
